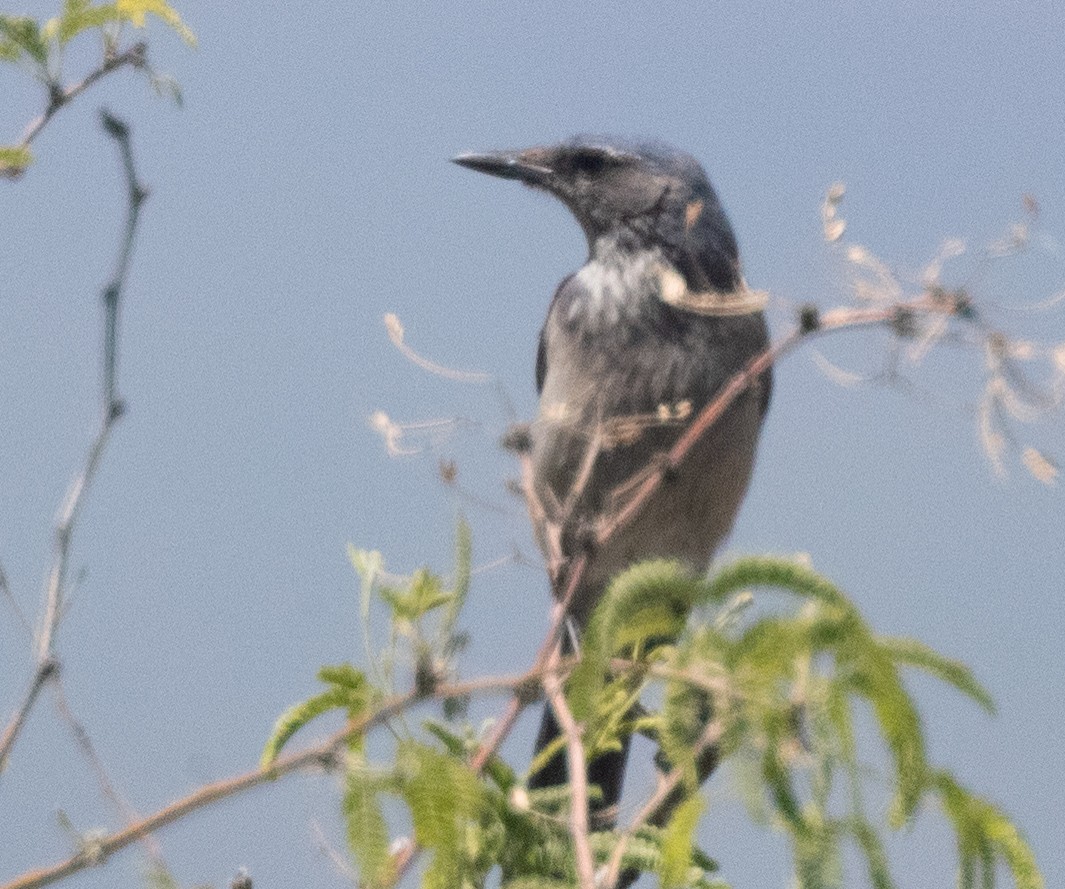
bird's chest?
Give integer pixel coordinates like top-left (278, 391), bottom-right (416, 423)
top-left (561, 251), bottom-right (665, 334)
top-left (540, 255), bottom-right (716, 426)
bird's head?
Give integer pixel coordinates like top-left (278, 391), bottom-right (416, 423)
top-left (453, 137), bottom-right (741, 291)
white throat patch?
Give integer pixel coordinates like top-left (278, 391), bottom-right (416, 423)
top-left (569, 245), bottom-right (767, 327)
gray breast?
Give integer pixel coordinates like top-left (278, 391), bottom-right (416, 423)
top-left (530, 264), bottom-right (770, 627)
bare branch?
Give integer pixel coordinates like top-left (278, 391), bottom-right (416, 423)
top-left (52, 679), bottom-right (165, 865)
top-left (543, 647), bottom-right (596, 889)
top-left (0, 113), bottom-right (144, 778)
top-left (0, 561), bottom-right (31, 636)
top-left (13, 44), bottom-right (147, 157)
top-left (0, 657), bottom-right (57, 774)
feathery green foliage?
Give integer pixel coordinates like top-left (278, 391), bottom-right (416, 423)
top-left (880, 636), bottom-right (996, 714)
top-left (572, 556), bottom-right (1039, 889)
top-left (343, 769), bottom-right (393, 887)
top-left (424, 718), bottom-right (518, 793)
top-left (398, 741), bottom-right (486, 889)
top-left (260, 664), bottom-right (374, 767)
top-left (114, 0), bottom-right (194, 43)
top-left (934, 771), bottom-right (1044, 889)
top-left (661, 794), bottom-right (706, 888)
top-left (569, 558), bottom-right (700, 721)
top-left (44, 1), bottom-right (119, 44)
top-left (0, 15), bottom-right (47, 65)
top-left (445, 513), bottom-right (473, 635)
top-left (258, 532), bottom-right (1040, 889)
top-left (1, 1), bottom-right (191, 176)
top-left (0, 145), bottom-right (33, 175)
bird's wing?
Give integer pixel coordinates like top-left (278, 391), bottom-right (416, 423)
top-left (536, 274), bottom-right (576, 394)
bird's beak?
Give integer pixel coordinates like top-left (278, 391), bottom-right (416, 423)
top-left (451, 149), bottom-right (553, 186)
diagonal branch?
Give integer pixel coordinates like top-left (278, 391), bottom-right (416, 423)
top-left (0, 670), bottom-right (536, 889)
top-left (16, 44), bottom-right (147, 155)
top-left (605, 716), bottom-right (725, 889)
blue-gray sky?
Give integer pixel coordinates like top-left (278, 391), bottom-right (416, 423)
top-left (2, 2), bottom-right (1063, 887)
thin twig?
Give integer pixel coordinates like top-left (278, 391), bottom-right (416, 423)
top-left (543, 647), bottom-right (596, 889)
top-left (0, 113), bottom-right (144, 779)
top-left (310, 820), bottom-right (358, 884)
top-left (604, 718), bottom-right (725, 889)
top-left (16, 45), bottom-right (146, 152)
top-left (0, 658), bottom-right (57, 773)
top-left (52, 679), bottom-right (165, 864)
top-left (389, 582), bottom-right (589, 885)
top-left (0, 561), bottom-right (31, 636)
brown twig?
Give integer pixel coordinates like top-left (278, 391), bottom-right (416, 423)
top-left (0, 669), bottom-right (540, 889)
top-left (604, 717), bottom-right (725, 889)
top-left (388, 586), bottom-right (588, 885)
top-left (543, 647), bottom-right (596, 889)
top-left (0, 658), bottom-right (58, 774)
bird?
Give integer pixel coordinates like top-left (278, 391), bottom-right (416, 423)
top-left (453, 136), bottom-right (772, 825)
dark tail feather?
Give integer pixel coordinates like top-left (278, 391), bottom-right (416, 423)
top-left (528, 698), bottom-right (632, 828)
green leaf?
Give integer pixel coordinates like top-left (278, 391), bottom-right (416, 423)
top-left (711, 556), bottom-right (930, 825)
top-left (443, 513), bottom-right (472, 637)
top-left (935, 772), bottom-right (1044, 889)
top-left (0, 146), bottom-right (33, 176)
top-left (0, 15), bottom-right (49, 67)
top-left (142, 861), bottom-right (181, 889)
top-left (380, 569), bottom-right (452, 623)
top-left (410, 569), bottom-right (452, 615)
top-left (585, 828), bottom-right (720, 887)
top-left (570, 560), bottom-right (698, 720)
top-left (881, 636), bottom-right (995, 714)
top-left (424, 719), bottom-right (517, 792)
top-left (847, 817), bottom-right (894, 889)
top-left (792, 816), bottom-right (842, 889)
top-left (343, 769), bottom-right (391, 886)
top-left (318, 662), bottom-right (370, 697)
top-left (398, 741), bottom-right (484, 888)
top-left (260, 687), bottom-right (350, 767)
top-left (348, 545), bottom-right (383, 623)
top-left (660, 793), bottom-right (705, 889)
top-left (261, 665), bottom-right (371, 766)
top-left (844, 638), bottom-right (927, 823)
top-left (44, 1), bottom-right (120, 45)
top-left (658, 651), bottom-right (713, 789)
top-left (115, 0), bottom-right (196, 44)
top-left (700, 556), bottom-right (849, 611)
top-left (760, 719), bottom-right (807, 834)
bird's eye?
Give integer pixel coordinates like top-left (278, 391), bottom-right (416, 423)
top-left (570, 150), bottom-right (607, 176)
